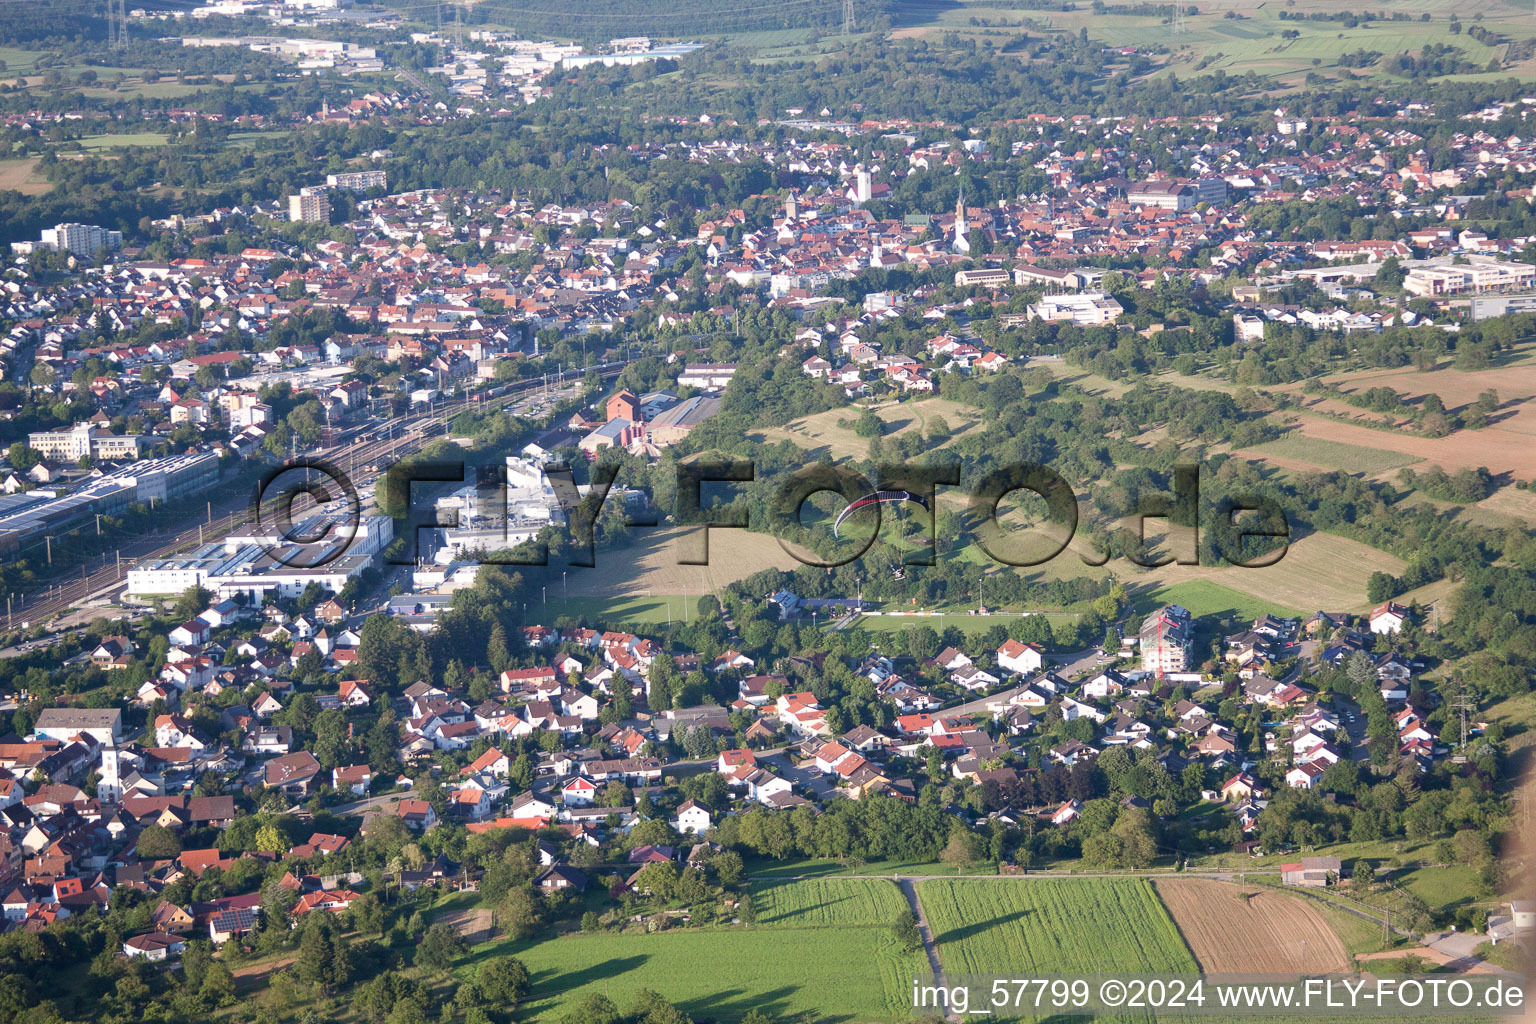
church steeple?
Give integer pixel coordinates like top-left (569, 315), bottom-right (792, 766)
top-left (952, 184), bottom-right (971, 254)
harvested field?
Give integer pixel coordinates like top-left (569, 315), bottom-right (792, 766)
top-left (0, 158), bottom-right (50, 195)
top-left (438, 905), bottom-right (496, 944)
top-left (1473, 484), bottom-right (1536, 526)
top-left (1291, 414), bottom-right (1536, 482)
top-left (1116, 531), bottom-right (1406, 616)
top-left (561, 526), bottom-right (805, 599)
top-left (1319, 349), bottom-right (1536, 411)
top-left (231, 955), bottom-right (298, 988)
top-left (1154, 878), bottom-right (1352, 974)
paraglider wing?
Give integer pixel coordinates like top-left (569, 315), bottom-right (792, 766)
top-left (831, 490), bottom-right (930, 538)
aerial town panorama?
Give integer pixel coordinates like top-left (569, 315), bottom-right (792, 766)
top-left (0, 0), bottom-right (1531, 1021)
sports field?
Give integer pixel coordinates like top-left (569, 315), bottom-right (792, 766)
top-left (1046, 530), bottom-right (1405, 617)
top-left (461, 878), bottom-right (927, 1022)
top-left (559, 517), bottom-right (1401, 622)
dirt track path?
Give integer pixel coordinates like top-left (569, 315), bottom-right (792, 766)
top-left (899, 878), bottom-right (959, 1024)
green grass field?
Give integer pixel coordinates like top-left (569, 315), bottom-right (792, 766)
top-left (0, 46), bottom-right (50, 73)
top-left (919, 878), bottom-right (1197, 974)
top-left (750, 876), bottom-right (912, 925)
top-left (1138, 580), bottom-right (1302, 621)
top-left (854, 610), bottom-right (1079, 634)
top-left (459, 878), bottom-right (927, 1022)
top-left (537, 594), bottom-right (689, 625)
top-left (748, 856), bottom-right (992, 879)
top-left (1249, 434), bottom-right (1423, 475)
top-left (74, 132), bottom-right (171, 150)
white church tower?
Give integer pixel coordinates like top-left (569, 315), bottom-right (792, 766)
top-left (98, 743), bottom-right (122, 805)
top-left (952, 187), bottom-right (971, 254)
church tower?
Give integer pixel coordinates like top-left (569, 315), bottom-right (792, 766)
top-left (952, 186), bottom-right (971, 254)
top-left (98, 743), bottom-right (122, 805)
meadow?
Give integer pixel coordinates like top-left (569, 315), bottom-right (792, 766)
top-left (74, 132), bottom-right (171, 150)
top-left (918, 878), bottom-right (1197, 975)
top-left (460, 878), bottom-right (928, 1022)
top-left (1134, 579), bottom-right (1301, 621)
top-left (749, 396), bottom-right (983, 461)
top-left (876, 0), bottom-right (1534, 84)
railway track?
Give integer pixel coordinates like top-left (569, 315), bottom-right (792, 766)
top-left (8, 363), bottom-right (624, 625)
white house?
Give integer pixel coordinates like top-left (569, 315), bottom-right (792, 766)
top-left (1368, 602), bottom-right (1409, 635)
top-left (1286, 762), bottom-right (1326, 789)
top-left (996, 640), bottom-right (1044, 676)
top-left (1051, 798), bottom-right (1082, 825)
top-left (672, 799), bottom-right (712, 835)
top-left (1059, 697), bottom-right (1107, 724)
top-left (152, 714), bottom-right (205, 749)
top-left (749, 772), bottom-right (794, 805)
top-left (950, 665), bottom-right (999, 692)
top-left (509, 792), bottom-right (556, 819)
top-left (1082, 670), bottom-right (1127, 700)
top-left (123, 933), bottom-right (186, 961)
top-left (560, 776), bottom-right (598, 806)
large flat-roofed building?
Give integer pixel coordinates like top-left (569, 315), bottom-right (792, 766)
top-left (1127, 180), bottom-right (1193, 211)
top-left (677, 363), bottom-right (737, 390)
top-left (34, 707), bottom-right (123, 744)
top-left (0, 473), bottom-right (142, 560)
top-left (27, 423), bottom-right (144, 462)
top-left (125, 513), bottom-right (392, 600)
top-left (0, 452), bottom-right (220, 561)
top-left (116, 451), bottom-right (220, 504)
top-left (325, 169), bottom-right (387, 191)
top-left (954, 267), bottom-right (1011, 289)
top-left (647, 395), bottom-right (721, 446)
top-left (1026, 292), bottom-right (1124, 326)
top-left (1191, 178), bottom-right (1229, 206)
top-left (1013, 266), bottom-right (1106, 291)
top-left (1403, 256), bottom-right (1536, 298)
